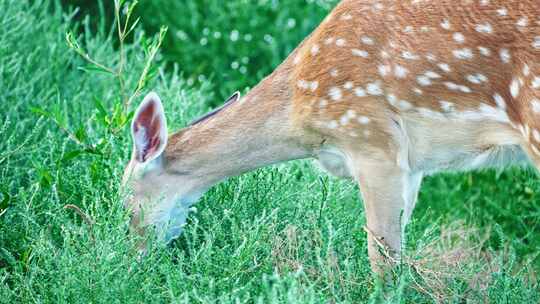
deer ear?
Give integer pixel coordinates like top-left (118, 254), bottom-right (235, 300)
top-left (226, 91), bottom-right (241, 103)
top-left (131, 92), bottom-right (168, 163)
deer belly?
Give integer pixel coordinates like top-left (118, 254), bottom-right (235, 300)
top-left (411, 144), bottom-right (527, 174)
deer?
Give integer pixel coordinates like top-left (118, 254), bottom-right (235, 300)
top-left (122, 0), bottom-right (540, 274)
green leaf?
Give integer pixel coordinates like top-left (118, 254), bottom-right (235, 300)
top-left (0, 248), bottom-right (16, 267)
top-left (37, 167), bottom-right (53, 188)
top-left (60, 150), bottom-right (84, 164)
top-left (84, 147), bottom-right (102, 156)
top-left (0, 189), bottom-right (10, 210)
top-left (29, 107), bottom-right (51, 117)
top-left (93, 97), bottom-right (107, 118)
top-left (74, 126), bottom-right (87, 142)
top-left (21, 247), bottom-right (32, 271)
top-left (77, 65), bottom-right (114, 75)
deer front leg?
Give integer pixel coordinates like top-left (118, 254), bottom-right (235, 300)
top-left (352, 156), bottom-right (422, 274)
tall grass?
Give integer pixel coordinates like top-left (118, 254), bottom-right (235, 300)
top-left (137, 0), bottom-right (339, 104)
top-left (0, 1), bottom-right (539, 303)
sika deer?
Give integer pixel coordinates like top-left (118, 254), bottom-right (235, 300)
top-left (123, 0), bottom-right (540, 273)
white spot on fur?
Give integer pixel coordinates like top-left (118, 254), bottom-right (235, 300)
top-left (441, 19), bottom-right (451, 30)
top-left (298, 80), bottom-right (319, 92)
top-left (493, 93), bottom-right (506, 109)
top-left (533, 129), bottom-right (540, 142)
top-left (297, 80), bottom-right (308, 89)
top-left (319, 99), bottom-right (328, 108)
top-left (324, 37), bottom-right (334, 45)
top-left (417, 75), bottom-right (432, 86)
top-left (519, 124), bottom-right (530, 138)
top-left (354, 87), bottom-right (367, 97)
top-left (386, 94), bottom-right (397, 105)
top-left (413, 88), bottom-right (423, 95)
top-left (402, 51), bottom-right (420, 60)
top-left (475, 23), bottom-right (493, 34)
top-left (439, 100), bottom-right (454, 112)
top-left (426, 53), bottom-right (437, 62)
top-left (478, 46), bottom-right (491, 56)
top-left (387, 94), bottom-right (412, 110)
top-left (373, 2), bottom-right (384, 10)
top-left (453, 32), bottom-right (465, 43)
top-left (425, 71), bottom-right (441, 79)
top-left (445, 82), bottom-right (471, 93)
top-left (497, 8), bottom-right (507, 16)
top-left (532, 77), bottom-right (540, 89)
top-left (466, 73), bottom-right (488, 84)
top-left (475, 103), bottom-right (510, 123)
top-left (510, 79), bottom-right (520, 98)
top-left (329, 87), bottom-right (342, 101)
top-left (309, 81), bottom-right (319, 92)
top-left (357, 116), bottom-right (370, 124)
top-left (336, 38), bottom-right (346, 47)
top-left (339, 113), bottom-right (350, 125)
top-left (360, 36), bottom-right (374, 45)
top-left (444, 82), bottom-right (459, 90)
top-left (352, 49), bottom-right (369, 58)
top-left (366, 82), bottom-right (383, 95)
top-left (398, 100), bottom-right (413, 110)
top-left (438, 63), bottom-right (451, 72)
top-left (533, 37), bottom-right (540, 49)
top-left (330, 68), bottom-right (338, 77)
top-left (500, 48), bottom-right (511, 63)
top-left (378, 65), bottom-right (391, 77)
top-left (523, 64), bottom-right (531, 76)
top-left (532, 99), bottom-right (540, 113)
top-left (394, 65), bottom-right (409, 78)
top-left (310, 44), bottom-right (320, 55)
top-left (344, 82), bottom-right (354, 90)
top-left (453, 48), bottom-right (473, 59)
top-left (516, 17), bottom-right (528, 28)
top-left (531, 145), bottom-right (540, 156)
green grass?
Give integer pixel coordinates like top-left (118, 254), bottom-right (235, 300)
top-left (135, 0), bottom-right (338, 104)
top-left (1, 1), bottom-right (539, 303)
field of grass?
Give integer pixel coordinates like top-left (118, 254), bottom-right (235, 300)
top-left (1, 0), bottom-right (540, 302)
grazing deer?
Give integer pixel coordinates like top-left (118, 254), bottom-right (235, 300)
top-left (123, 0), bottom-right (540, 273)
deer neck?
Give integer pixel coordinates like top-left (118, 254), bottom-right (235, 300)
top-left (164, 62), bottom-right (314, 194)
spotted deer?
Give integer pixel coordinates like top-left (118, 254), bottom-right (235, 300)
top-left (123, 0), bottom-right (540, 273)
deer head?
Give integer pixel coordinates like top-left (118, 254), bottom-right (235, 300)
top-left (122, 92), bottom-right (204, 244)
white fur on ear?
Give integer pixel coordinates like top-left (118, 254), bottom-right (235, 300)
top-left (131, 92), bottom-right (168, 163)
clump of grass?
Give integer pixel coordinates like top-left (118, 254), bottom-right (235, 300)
top-left (0, 0), bottom-right (210, 301)
top-left (404, 221), bottom-right (537, 302)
